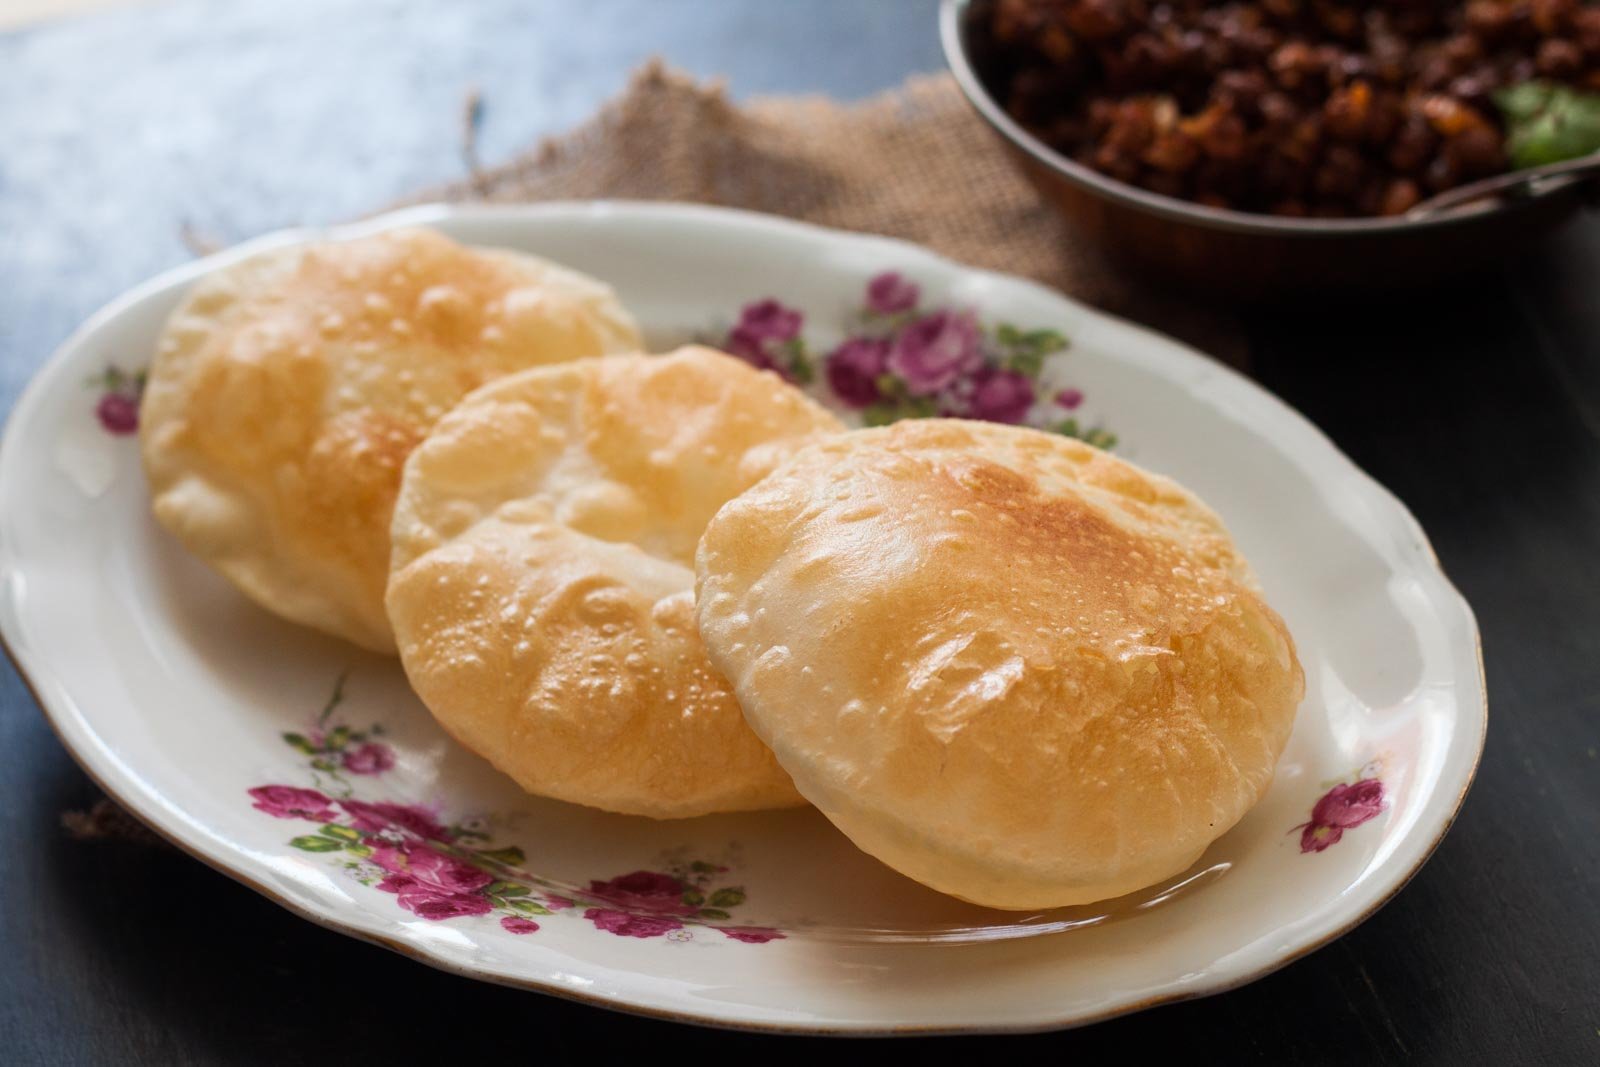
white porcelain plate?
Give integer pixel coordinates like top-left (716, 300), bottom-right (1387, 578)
top-left (0, 203), bottom-right (1485, 1034)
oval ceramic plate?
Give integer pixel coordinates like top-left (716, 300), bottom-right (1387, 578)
top-left (0, 203), bottom-right (1484, 1034)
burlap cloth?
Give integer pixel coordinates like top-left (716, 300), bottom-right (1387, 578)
top-left (426, 61), bottom-right (1241, 361)
top-left (68, 61), bottom-right (1240, 843)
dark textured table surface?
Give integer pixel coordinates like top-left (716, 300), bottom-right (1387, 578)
top-left (2, 1), bottom-right (1597, 1063)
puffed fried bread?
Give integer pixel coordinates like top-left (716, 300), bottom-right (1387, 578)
top-left (139, 227), bottom-right (640, 651)
top-left (387, 347), bottom-right (844, 818)
top-left (696, 419), bottom-right (1303, 907)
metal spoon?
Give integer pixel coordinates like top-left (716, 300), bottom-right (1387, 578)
top-left (1406, 151), bottom-right (1600, 219)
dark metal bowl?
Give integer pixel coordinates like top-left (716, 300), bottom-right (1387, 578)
top-left (940, 0), bottom-right (1593, 300)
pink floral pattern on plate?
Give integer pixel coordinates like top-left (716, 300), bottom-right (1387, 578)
top-left (248, 676), bottom-right (783, 944)
top-left (1296, 764), bottom-right (1387, 853)
top-left (719, 271), bottom-right (1117, 448)
top-left (90, 365), bottom-right (145, 435)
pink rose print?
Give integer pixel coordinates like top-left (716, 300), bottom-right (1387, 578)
top-left (725, 334), bottom-right (779, 374)
top-left (583, 908), bottom-right (685, 939)
top-left (726, 299), bottom-right (804, 380)
top-left (887, 310), bottom-right (983, 396)
top-left (373, 844), bottom-right (493, 894)
top-left (341, 742), bottom-right (396, 776)
top-left (734, 299), bottom-right (802, 344)
top-left (1055, 387), bottom-right (1084, 410)
top-left (339, 798), bottom-right (452, 841)
top-left (248, 785), bottom-right (338, 822)
top-left (369, 843), bottom-right (496, 920)
top-left (405, 894), bottom-right (494, 921)
top-left (825, 337), bottom-right (891, 409)
top-left (501, 916), bottom-right (541, 934)
top-left (865, 271), bottom-right (920, 315)
top-left (587, 871), bottom-right (698, 917)
top-left (719, 926), bottom-right (786, 944)
top-left (369, 844), bottom-right (410, 874)
top-left (1297, 778), bottom-right (1386, 853)
top-left (91, 366), bottom-right (145, 435)
top-left (96, 393), bottom-right (140, 435)
top-left (377, 873), bottom-right (495, 921)
top-left (406, 848), bottom-right (494, 894)
top-left (375, 872), bottom-right (416, 894)
top-left (965, 366), bottom-right (1036, 424)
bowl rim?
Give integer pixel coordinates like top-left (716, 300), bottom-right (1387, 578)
top-left (939, 0), bottom-right (1584, 238)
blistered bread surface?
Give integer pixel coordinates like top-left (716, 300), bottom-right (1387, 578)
top-left (139, 227), bottom-right (641, 651)
top-left (696, 419), bottom-right (1303, 907)
top-left (387, 347), bottom-right (843, 817)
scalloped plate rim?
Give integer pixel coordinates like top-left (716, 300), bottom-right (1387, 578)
top-left (0, 200), bottom-right (1486, 1035)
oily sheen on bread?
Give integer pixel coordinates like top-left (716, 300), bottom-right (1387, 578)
top-left (696, 420), bottom-right (1303, 908)
top-left (139, 227), bottom-right (640, 651)
top-left (386, 347), bottom-right (843, 818)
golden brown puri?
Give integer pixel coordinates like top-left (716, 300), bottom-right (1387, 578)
top-left (386, 347), bottom-right (844, 818)
top-left (696, 419), bottom-right (1303, 908)
top-left (139, 227), bottom-right (640, 652)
